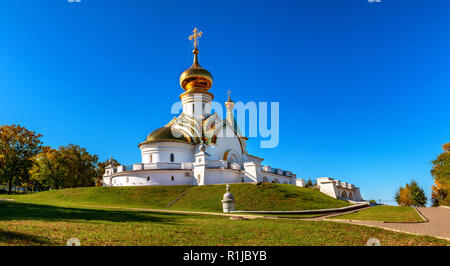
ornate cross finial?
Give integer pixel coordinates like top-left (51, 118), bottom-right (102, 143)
top-left (188, 27), bottom-right (203, 50)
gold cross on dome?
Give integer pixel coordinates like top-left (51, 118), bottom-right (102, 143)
top-left (188, 27), bottom-right (203, 49)
top-left (227, 90), bottom-right (231, 101)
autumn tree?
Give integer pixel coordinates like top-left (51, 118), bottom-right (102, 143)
top-left (0, 125), bottom-right (42, 194)
top-left (29, 144), bottom-right (99, 190)
top-left (57, 144), bottom-right (99, 188)
top-left (395, 180), bottom-right (427, 207)
top-left (431, 143), bottom-right (450, 206)
top-left (29, 146), bottom-right (68, 190)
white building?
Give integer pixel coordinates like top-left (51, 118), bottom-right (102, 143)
top-left (315, 177), bottom-right (362, 202)
top-left (102, 29), bottom-right (296, 187)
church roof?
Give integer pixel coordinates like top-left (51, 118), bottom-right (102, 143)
top-left (138, 126), bottom-right (194, 147)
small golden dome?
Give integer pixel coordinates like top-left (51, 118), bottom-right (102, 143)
top-left (179, 48), bottom-right (213, 91)
top-left (139, 126), bottom-right (193, 146)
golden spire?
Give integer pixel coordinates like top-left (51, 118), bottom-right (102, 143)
top-left (227, 90), bottom-right (232, 102)
top-left (179, 27), bottom-right (213, 92)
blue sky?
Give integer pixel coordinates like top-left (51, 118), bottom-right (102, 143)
top-left (1, 0), bottom-right (449, 204)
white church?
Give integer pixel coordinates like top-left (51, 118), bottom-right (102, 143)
top-left (102, 28), bottom-right (296, 187)
top-left (102, 29), bottom-right (363, 202)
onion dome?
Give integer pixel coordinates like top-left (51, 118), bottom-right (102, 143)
top-left (179, 48), bottom-right (213, 91)
top-left (139, 126), bottom-right (193, 146)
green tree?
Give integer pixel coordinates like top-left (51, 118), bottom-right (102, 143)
top-left (305, 178), bottom-right (314, 188)
top-left (0, 125), bottom-right (42, 194)
top-left (408, 180), bottom-right (427, 207)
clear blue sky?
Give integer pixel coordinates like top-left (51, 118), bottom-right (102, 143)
top-left (1, 0), bottom-right (449, 204)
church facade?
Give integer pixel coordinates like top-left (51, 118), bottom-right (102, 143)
top-left (102, 29), bottom-right (297, 187)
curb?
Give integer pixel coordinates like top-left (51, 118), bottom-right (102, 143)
top-left (414, 207), bottom-right (429, 222)
top-left (230, 203), bottom-right (370, 215)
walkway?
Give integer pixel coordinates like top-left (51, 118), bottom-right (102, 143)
top-left (326, 207), bottom-right (450, 241)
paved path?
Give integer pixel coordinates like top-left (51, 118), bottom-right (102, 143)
top-left (326, 207), bottom-right (450, 241)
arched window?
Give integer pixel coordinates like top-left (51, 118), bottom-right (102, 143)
top-left (241, 177), bottom-right (244, 182)
top-left (283, 181), bottom-right (288, 184)
top-left (170, 153), bottom-right (175, 162)
top-left (272, 178), bottom-right (280, 184)
top-left (262, 176), bottom-right (269, 183)
top-left (349, 192), bottom-right (353, 200)
top-left (171, 176), bottom-right (174, 181)
top-left (341, 191), bottom-right (347, 198)
top-left (147, 176), bottom-right (150, 182)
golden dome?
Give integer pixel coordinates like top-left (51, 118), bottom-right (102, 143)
top-left (179, 48), bottom-right (213, 91)
top-left (138, 126), bottom-right (194, 146)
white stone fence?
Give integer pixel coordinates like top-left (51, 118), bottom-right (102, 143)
top-left (112, 162), bottom-right (193, 173)
top-left (261, 165), bottom-right (294, 177)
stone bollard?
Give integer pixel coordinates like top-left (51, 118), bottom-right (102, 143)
top-left (222, 184), bottom-right (235, 213)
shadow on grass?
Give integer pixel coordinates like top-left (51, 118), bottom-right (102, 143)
top-left (0, 201), bottom-right (190, 224)
top-left (0, 228), bottom-right (52, 245)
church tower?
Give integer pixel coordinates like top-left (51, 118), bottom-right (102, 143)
top-left (179, 28), bottom-right (214, 121)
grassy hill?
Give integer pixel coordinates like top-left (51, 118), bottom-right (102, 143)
top-left (3, 183), bottom-right (350, 212)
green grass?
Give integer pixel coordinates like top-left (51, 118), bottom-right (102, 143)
top-left (1, 183), bottom-right (350, 212)
top-left (0, 201), bottom-right (447, 246)
top-left (170, 183), bottom-right (350, 211)
top-left (331, 206), bottom-right (425, 222)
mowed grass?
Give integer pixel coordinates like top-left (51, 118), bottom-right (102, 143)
top-left (0, 201), bottom-right (447, 246)
top-left (332, 206), bottom-right (425, 222)
top-left (172, 183), bottom-right (350, 212)
top-left (2, 183), bottom-right (350, 212)
top-left (3, 185), bottom-right (191, 209)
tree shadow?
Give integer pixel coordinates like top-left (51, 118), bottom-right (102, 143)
top-left (0, 201), bottom-right (190, 224)
top-left (0, 228), bottom-right (52, 245)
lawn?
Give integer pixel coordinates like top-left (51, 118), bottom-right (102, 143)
top-left (0, 201), bottom-right (447, 246)
top-left (331, 206), bottom-right (425, 222)
top-left (1, 183), bottom-right (350, 212)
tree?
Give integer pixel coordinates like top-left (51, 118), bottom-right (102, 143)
top-left (431, 143), bottom-right (450, 206)
top-left (395, 180), bottom-right (427, 207)
top-left (29, 144), bottom-right (99, 190)
top-left (29, 147), bottom-right (68, 190)
top-left (408, 180), bottom-right (427, 207)
top-left (305, 178), bottom-right (313, 188)
top-left (57, 144), bottom-right (99, 188)
top-left (0, 125), bottom-right (42, 194)
top-left (95, 156), bottom-right (120, 186)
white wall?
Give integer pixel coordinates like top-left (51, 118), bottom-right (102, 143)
top-left (140, 142), bottom-right (195, 164)
top-left (203, 169), bottom-right (242, 185)
top-left (110, 170), bottom-right (194, 186)
top-left (260, 172), bottom-right (293, 184)
top-left (296, 179), bottom-right (305, 187)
